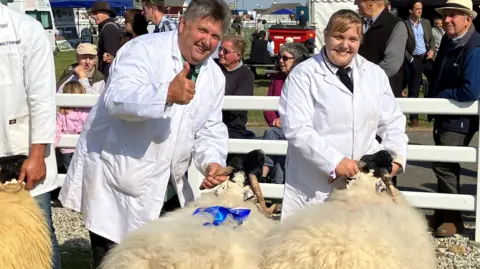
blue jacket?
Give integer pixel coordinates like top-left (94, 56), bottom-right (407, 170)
top-left (429, 25), bottom-right (480, 134)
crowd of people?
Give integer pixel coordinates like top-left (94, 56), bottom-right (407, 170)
top-left (1, 0), bottom-right (480, 267)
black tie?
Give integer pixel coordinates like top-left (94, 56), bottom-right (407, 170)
top-left (337, 67), bottom-right (353, 93)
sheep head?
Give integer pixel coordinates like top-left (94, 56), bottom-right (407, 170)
top-left (208, 150), bottom-right (278, 218)
top-left (0, 155), bottom-right (28, 193)
top-left (327, 171), bottom-right (401, 206)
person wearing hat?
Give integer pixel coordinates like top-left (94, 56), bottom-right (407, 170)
top-left (90, 1), bottom-right (122, 80)
top-left (427, 0), bottom-right (480, 237)
top-left (0, 1), bottom-right (61, 268)
top-left (56, 43), bottom-right (106, 94)
top-left (142, 0), bottom-right (177, 33)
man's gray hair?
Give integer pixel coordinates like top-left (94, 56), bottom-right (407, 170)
top-left (183, 0), bottom-right (232, 35)
top-left (279, 43), bottom-right (310, 60)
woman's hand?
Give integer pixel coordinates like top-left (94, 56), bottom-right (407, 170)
top-left (334, 158), bottom-right (360, 178)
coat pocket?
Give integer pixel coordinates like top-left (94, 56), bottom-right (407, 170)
top-left (0, 53), bottom-right (19, 85)
top-left (8, 114), bottom-right (30, 155)
top-left (100, 150), bottom-right (158, 198)
top-left (99, 121), bottom-right (162, 198)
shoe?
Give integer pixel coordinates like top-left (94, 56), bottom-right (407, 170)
top-left (408, 119), bottom-right (419, 127)
top-left (435, 210), bottom-right (464, 237)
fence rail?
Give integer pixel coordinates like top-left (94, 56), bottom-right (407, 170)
top-left (55, 94), bottom-right (480, 241)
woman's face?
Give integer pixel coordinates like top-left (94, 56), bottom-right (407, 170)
top-left (279, 51), bottom-right (295, 74)
top-left (324, 24), bottom-right (361, 67)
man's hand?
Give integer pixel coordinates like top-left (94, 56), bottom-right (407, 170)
top-left (73, 65), bottom-right (88, 79)
top-left (103, 53), bottom-right (114, 64)
top-left (391, 162), bottom-right (401, 177)
top-left (426, 50), bottom-right (434, 59)
top-left (18, 144), bottom-right (47, 190)
top-left (334, 158), bottom-right (360, 178)
top-left (167, 62), bottom-right (195, 105)
top-left (272, 117), bottom-right (281, 128)
top-left (199, 163), bottom-right (229, 190)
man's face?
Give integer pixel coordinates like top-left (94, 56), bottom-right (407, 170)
top-left (410, 2), bottom-right (423, 19)
top-left (91, 11), bottom-right (109, 25)
top-left (218, 40), bottom-right (240, 67)
top-left (434, 19), bottom-right (443, 29)
top-left (77, 54), bottom-right (96, 72)
top-left (178, 16), bottom-right (223, 65)
top-left (442, 9), bottom-right (471, 38)
top-left (142, 2), bottom-right (155, 22)
top-left (355, 0), bottom-right (374, 18)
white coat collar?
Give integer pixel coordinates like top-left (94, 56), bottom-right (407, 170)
top-left (314, 51), bottom-right (367, 95)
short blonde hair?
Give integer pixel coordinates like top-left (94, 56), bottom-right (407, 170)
top-left (223, 34), bottom-right (247, 56)
top-left (59, 81), bottom-right (86, 114)
top-left (324, 9), bottom-right (363, 38)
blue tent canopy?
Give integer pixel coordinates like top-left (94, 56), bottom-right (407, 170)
top-left (271, 8), bottom-right (295, 15)
top-left (49, 0), bottom-right (132, 9)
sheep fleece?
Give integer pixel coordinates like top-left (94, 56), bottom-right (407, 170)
top-left (0, 188), bottom-right (53, 269)
top-left (260, 180), bottom-right (436, 269)
top-left (100, 180), bottom-right (277, 269)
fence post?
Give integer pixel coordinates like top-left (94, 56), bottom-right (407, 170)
top-left (475, 116), bottom-right (480, 242)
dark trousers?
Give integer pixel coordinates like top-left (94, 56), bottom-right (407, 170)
top-left (407, 56), bottom-right (433, 121)
top-left (432, 127), bottom-right (475, 194)
top-left (89, 195), bottom-right (181, 268)
top-left (263, 127), bottom-right (286, 184)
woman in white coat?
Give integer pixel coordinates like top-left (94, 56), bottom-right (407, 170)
top-left (278, 9), bottom-right (409, 219)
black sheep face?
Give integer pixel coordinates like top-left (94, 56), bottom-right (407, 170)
top-left (0, 155), bottom-right (28, 184)
top-left (359, 150), bottom-right (394, 178)
top-left (226, 150), bottom-right (265, 187)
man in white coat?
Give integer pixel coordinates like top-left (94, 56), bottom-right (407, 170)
top-left (0, 2), bottom-right (61, 269)
top-left (59, 0), bottom-right (232, 267)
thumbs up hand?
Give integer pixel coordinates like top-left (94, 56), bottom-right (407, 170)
top-left (167, 62), bottom-right (196, 105)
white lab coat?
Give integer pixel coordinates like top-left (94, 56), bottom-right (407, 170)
top-left (59, 31), bottom-right (229, 243)
top-left (0, 4), bottom-right (58, 197)
top-left (279, 52), bottom-right (408, 219)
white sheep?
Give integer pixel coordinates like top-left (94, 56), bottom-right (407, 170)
top-left (0, 155), bottom-right (53, 269)
top-left (260, 169), bottom-right (436, 269)
top-left (99, 150), bottom-right (278, 269)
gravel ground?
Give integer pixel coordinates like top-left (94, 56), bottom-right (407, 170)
top-left (52, 205), bottom-right (480, 268)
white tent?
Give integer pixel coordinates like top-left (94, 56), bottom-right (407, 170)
top-left (308, 0), bottom-right (358, 53)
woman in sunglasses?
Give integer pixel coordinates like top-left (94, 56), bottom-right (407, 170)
top-left (278, 9), bottom-right (408, 219)
top-left (261, 42), bottom-right (310, 185)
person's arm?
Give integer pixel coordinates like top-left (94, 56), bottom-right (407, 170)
top-left (436, 48), bottom-right (480, 101)
top-left (264, 78), bottom-right (278, 126)
top-left (425, 20), bottom-right (436, 54)
top-left (103, 40), bottom-right (170, 121)
top-left (193, 77), bottom-right (229, 175)
top-left (376, 71), bottom-right (409, 173)
top-left (103, 24), bottom-right (122, 57)
top-left (54, 113), bottom-right (64, 147)
top-left (279, 66), bottom-right (345, 176)
top-left (379, 21), bottom-right (408, 77)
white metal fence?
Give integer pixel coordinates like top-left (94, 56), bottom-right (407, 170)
top-left (56, 94), bottom-right (480, 241)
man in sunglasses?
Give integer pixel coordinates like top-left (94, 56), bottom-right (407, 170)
top-left (215, 34), bottom-right (255, 163)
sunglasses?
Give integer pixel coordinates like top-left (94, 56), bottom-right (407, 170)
top-left (279, 55), bottom-right (295, 62)
top-left (218, 47), bottom-right (238, 55)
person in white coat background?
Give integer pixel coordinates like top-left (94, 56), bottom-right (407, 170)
top-left (0, 2), bottom-right (61, 269)
top-left (278, 9), bottom-right (409, 219)
top-left (58, 0), bottom-right (232, 267)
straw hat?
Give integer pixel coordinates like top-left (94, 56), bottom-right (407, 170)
top-left (435, 0), bottom-right (477, 20)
